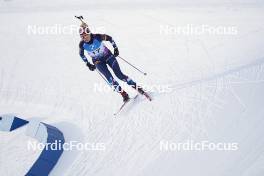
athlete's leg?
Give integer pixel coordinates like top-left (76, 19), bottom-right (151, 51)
top-left (106, 55), bottom-right (137, 87)
top-left (106, 56), bottom-right (149, 96)
top-left (95, 61), bottom-right (122, 92)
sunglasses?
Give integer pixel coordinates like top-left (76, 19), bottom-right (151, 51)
top-left (79, 27), bottom-right (91, 35)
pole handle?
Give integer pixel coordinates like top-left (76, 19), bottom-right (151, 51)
top-left (75, 16), bottom-right (86, 24)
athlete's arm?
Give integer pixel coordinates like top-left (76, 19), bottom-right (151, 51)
top-left (96, 34), bottom-right (119, 56)
top-left (96, 34), bottom-right (118, 49)
top-left (79, 41), bottom-right (96, 71)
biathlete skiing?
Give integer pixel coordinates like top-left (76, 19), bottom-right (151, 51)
top-left (76, 16), bottom-right (151, 104)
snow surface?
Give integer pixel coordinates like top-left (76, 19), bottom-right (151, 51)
top-left (1, 1), bottom-right (264, 176)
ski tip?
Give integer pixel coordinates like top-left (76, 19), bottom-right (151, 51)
top-left (143, 93), bottom-right (152, 101)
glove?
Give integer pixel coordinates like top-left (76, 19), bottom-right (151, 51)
top-left (86, 62), bottom-right (96, 71)
top-left (114, 47), bottom-right (119, 57)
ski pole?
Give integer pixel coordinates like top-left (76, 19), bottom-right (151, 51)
top-left (95, 69), bottom-right (109, 85)
top-left (75, 16), bottom-right (85, 24)
top-left (96, 69), bottom-right (117, 91)
top-left (117, 56), bottom-right (147, 76)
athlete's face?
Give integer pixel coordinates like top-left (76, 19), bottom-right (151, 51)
top-left (82, 33), bottom-right (91, 42)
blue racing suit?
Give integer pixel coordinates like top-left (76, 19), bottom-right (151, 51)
top-left (79, 34), bottom-right (136, 92)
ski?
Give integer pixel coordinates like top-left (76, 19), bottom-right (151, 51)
top-left (133, 87), bottom-right (152, 101)
top-left (114, 95), bottom-right (139, 116)
top-left (142, 92), bottom-right (152, 101)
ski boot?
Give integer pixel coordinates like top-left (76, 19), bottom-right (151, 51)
top-left (121, 90), bottom-right (130, 103)
top-left (132, 85), bottom-right (152, 101)
top-left (132, 85), bottom-right (145, 95)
